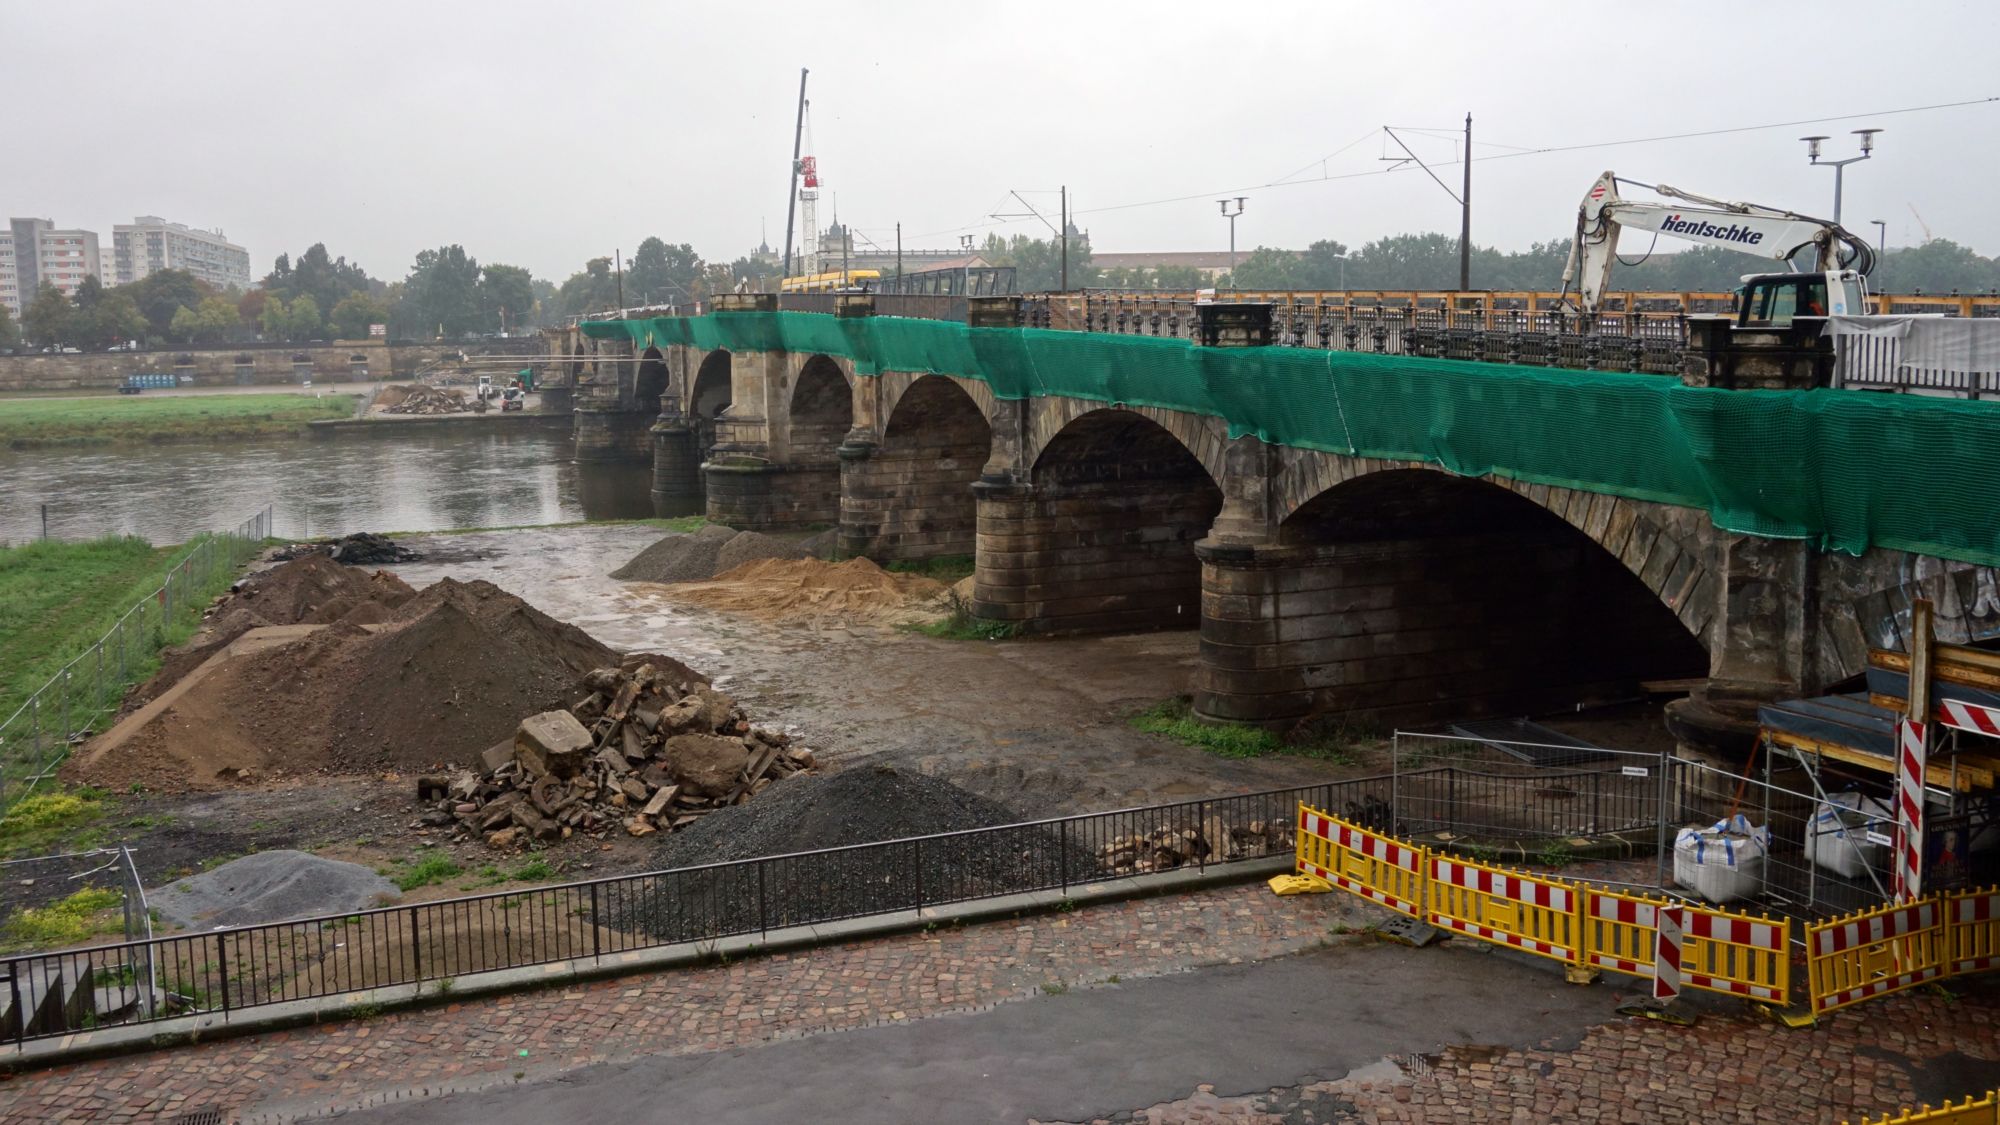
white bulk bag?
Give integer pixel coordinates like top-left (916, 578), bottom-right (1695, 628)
top-left (1805, 792), bottom-right (1893, 879)
top-left (1674, 814), bottom-right (1771, 904)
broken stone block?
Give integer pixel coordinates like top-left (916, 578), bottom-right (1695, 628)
top-left (486, 826), bottom-right (523, 849)
top-left (514, 710), bottom-right (594, 779)
top-left (620, 777), bottom-right (650, 803)
top-left (662, 733), bottom-right (751, 799)
top-left (481, 740), bottom-right (515, 773)
top-left (624, 816), bottom-right (656, 838)
top-left (641, 785), bottom-right (677, 818)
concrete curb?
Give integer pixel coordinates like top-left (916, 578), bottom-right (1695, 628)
top-left (1, 855), bottom-right (1296, 1073)
top-left (306, 413), bottom-right (570, 436)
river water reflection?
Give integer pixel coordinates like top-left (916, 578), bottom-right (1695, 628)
top-left (0, 428), bottom-right (657, 543)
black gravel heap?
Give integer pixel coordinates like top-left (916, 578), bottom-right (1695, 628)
top-left (599, 764), bottom-right (1097, 943)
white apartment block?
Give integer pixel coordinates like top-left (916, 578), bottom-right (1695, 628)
top-left (1, 218), bottom-right (103, 317)
top-left (112, 216), bottom-right (251, 290)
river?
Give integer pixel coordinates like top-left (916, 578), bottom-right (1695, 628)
top-left (0, 428), bottom-right (659, 543)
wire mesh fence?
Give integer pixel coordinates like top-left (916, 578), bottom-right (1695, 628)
top-left (0, 506), bottom-right (272, 811)
top-left (0, 777), bottom-right (1387, 1047)
top-left (1389, 732), bottom-right (1672, 842)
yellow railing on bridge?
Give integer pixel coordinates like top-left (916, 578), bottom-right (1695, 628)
top-left (1042, 289), bottom-right (2000, 317)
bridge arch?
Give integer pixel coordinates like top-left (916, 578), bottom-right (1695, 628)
top-left (976, 407), bottom-right (1223, 634)
top-left (689, 349), bottom-right (733, 450)
top-left (770, 354), bottom-right (853, 527)
top-left (839, 374), bottom-right (992, 560)
top-left (635, 346), bottom-right (669, 408)
top-left (1027, 398), bottom-right (1228, 488)
top-left (1196, 467), bottom-right (1710, 726)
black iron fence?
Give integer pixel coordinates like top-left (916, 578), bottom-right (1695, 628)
top-left (0, 778), bottom-right (1388, 1048)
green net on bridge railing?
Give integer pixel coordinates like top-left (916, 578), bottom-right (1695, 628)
top-left (582, 312), bottom-right (2000, 567)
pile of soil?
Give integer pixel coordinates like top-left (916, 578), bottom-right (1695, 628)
top-left (270, 532), bottom-right (421, 565)
top-left (612, 764), bottom-right (1088, 942)
top-left (127, 555), bottom-right (417, 709)
top-left (610, 524), bottom-right (832, 584)
top-left (663, 557), bottom-right (949, 629)
top-left (72, 578), bottom-right (620, 791)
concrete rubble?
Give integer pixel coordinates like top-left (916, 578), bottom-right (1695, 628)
top-left (417, 659), bottom-right (816, 849)
top-left (1096, 818), bottom-right (1293, 876)
top-left (380, 384), bottom-right (471, 414)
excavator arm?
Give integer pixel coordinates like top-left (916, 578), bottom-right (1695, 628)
top-left (1560, 172), bottom-right (1876, 315)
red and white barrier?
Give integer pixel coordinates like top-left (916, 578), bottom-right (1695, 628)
top-left (1938, 699), bottom-right (2000, 737)
top-left (1894, 719), bottom-right (1927, 903)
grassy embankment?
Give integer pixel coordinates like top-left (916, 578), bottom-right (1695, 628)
top-left (1129, 697), bottom-right (1362, 763)
top-left (0, 536), bottom-right (244, 814)
top-left (0, 393), bottom-right (356, 447)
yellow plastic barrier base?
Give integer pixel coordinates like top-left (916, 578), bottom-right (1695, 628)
top-left (1270, 874), bottom-right (1333, 896)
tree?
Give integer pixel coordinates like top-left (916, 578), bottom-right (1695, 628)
top-left (170, 297), bottom-right (240, 345)
top-left (398, 245), bottom-right (484, 337)
top-left (978, 232), bottom-right (1096, 291)
top-left (21, 286), bottom-right (76, 350)
top-left (262, 243), bottom-right (373, 313)
top-left (122, 269), bottom-right (209, 338)
top-left (552, 258), bottom-right (621, 320)
top-left (478, 263), bottom-right (536, 333)
top-left (0, 301), bottom-right (19, 350)
top-left (626, 238), bottom-right (703, 305)
top-left (285, 294), bottom-right (323, 341)
top-left (78, 292), bottom-right (149, 350)
top-left (260, 294), bottom-right (291, 340)
top-left (330, 291), bottom-right (391, 339)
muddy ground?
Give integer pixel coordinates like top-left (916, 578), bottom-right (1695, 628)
top-left (7, 523), bottom-right (1682, 935)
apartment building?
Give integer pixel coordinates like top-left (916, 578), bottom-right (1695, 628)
top-left (1, 218), bottom-right (103, 317)
top-left (111, 216), bottom-right (251, 290)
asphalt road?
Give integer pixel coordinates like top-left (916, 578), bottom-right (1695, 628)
top-left (333, 941), bottom-right (1613, 1125)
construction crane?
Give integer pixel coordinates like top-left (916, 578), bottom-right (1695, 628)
top-left (1561, 171), bottom-right (1876, 326)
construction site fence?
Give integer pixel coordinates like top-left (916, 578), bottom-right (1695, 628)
top-left (0, 505), bottom-right (272, 813)
top-left (0, 776), bottom-right (1407, 1048)
top-left (1296, 804), bottom-right (2000, 1018)
top-left (1846, 1089), bottom-right (2000, 1124)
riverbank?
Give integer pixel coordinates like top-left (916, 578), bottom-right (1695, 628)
top-left (306, 411), bottom-right (569, 438)
top-left (0, 536), bottom-right (213, 737)
top-left (0, 394), bottom-right (358, 448)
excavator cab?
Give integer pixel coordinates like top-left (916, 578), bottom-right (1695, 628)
top-left (1733, 270), bottom-right (1868, 328)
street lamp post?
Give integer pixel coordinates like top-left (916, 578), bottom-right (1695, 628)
top-left (1800, 128), bottom-right (1881, 225)
top-left (1217, 197), bottom-right (1246, 280)
top-left (1871, 219), bottom-right (1887, 289)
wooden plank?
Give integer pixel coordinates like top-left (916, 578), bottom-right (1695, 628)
top-left (1765, 729), bottom-right (1991, 791)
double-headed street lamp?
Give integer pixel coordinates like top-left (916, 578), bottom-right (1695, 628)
top-left (1218, 197), bottom-right (1246, 279)
top-left (1799, 128), bottom-right (1881, 225)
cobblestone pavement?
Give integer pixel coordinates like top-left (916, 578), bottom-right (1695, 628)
top-left (0, 883), bottom-right (1361, 1124)
top-left (4, 879), bottom-right (1997, 1125)
top-left (1037, 982), bottom-right (2000, 1125)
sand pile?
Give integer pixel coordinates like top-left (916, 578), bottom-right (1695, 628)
top-left (127, 555), bottom-right (417, 709)
top-left (663, 557), bottom-right (949, 629)
top-left (71, 578), bottom-right (620, 792)
top-left (610, 523), bottom-right (831, 584)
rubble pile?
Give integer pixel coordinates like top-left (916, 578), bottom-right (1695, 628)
top-left (269, 532), bottom-right (422, 565)
top-left (419, 659), bottom-right (815, 849)
top-left (382, 385), bottom-right (470, 415)
top-left (1096, 817), bottom-right (1293, 876)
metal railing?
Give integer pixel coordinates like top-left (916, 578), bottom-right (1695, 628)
top-left (0, 776), bottom-right (1388, 1046)
top-left (1021, 295), bottom-right (1691, 376)
top-left (0, 506), bottom-right (273, 810)
top-left (1830, 323), bottom-right (2000, 400)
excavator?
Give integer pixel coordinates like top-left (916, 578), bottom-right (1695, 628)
top-left (1559, 171), bottom-right (1877, 327)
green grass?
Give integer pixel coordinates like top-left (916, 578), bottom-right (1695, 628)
top-left (1128, 697), bottom-right (1358, 763)
top-left (0, 789), bottom-right (109, 855)
top-left (0, 393), bottom-right (357, 447)
top-left (391, 853), bottom-right (462, 892)
top-left (2, 886), bottom-right (122, 950)
top-left (906, 590), bottom-right (1019, 641)
top-left (510, 857), bottom-right (557, 882)
top-left (884, 554), bottom-right (975, 584)
top-left (0, 536), bottom-right (250, 792)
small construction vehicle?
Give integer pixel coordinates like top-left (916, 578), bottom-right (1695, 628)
top-left (1560, 172), bottom-right (1877, 328)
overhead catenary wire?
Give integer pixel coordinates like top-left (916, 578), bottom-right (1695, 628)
top-left (910, 95), bottom-right (2000, 240)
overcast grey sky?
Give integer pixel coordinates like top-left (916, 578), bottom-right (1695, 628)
top-left (8, 1), bottom-right (1998, 286)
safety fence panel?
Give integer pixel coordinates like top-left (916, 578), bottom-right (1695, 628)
top-left (1843, 1089), bottom-right (1999, 1125)
top-left (1426, 856), bottom-right (1578, 965)
top-left (1947, 888), bottom-right (2000, 976)
top-left (1808, 899), bottom-right (1950, 1016)
top-left (1294, 806), bottom-right (1426, 918)
top-left (1681, 909), bottom-right (1791, 1005)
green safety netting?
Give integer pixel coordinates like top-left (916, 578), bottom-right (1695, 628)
top-left (582, 312), bottom-right (2000, 566)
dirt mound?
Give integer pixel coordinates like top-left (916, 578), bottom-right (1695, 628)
top-left (126, 555), bottom-right (416, 709)
top-left (73, 577), bottom-right (621, 791)
top-left (611, 523), bottom-right (828, 584)
top-left (663, 557), bottom-right (949, 629)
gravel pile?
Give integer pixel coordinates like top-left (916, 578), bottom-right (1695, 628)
top-left (154, 850), bottom-right (398, 930)
top-left (605, 765), bottom-right (1093, 943)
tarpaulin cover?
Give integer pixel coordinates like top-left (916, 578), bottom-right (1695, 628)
top-left (582, 311), bottom-right (2000, 566)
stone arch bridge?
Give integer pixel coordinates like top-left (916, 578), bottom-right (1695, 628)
top-left (567, 296), bottom-right (2000, 741)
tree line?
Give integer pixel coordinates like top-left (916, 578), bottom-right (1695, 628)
top-left (0, 235), bottom-right (768, 354)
